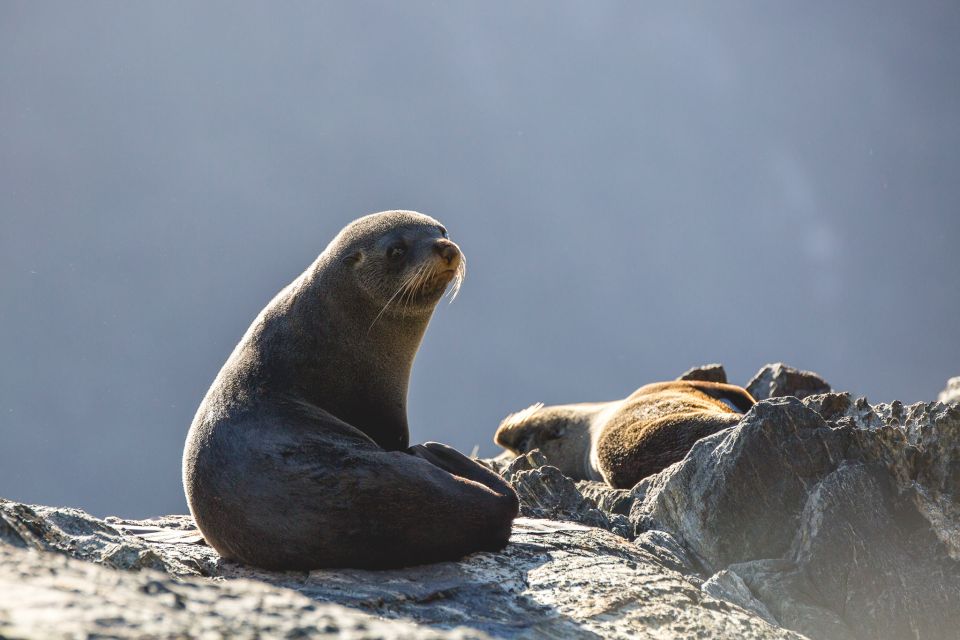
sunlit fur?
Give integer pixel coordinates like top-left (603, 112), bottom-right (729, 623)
top-left (495, 380), bottom-right (756, 489)
top-left (498, 402), bottom-right (545, 435)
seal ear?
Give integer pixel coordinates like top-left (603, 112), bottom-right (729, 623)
top-left (342, 250), bottom-right (363, 266)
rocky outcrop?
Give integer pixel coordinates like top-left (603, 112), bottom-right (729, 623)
top-left (746, 363), bottom-right (831, 400)
top-left (488, 364), bottom-right (960, 640)
top-left (0, 544), bottom-right (477, 640)
top-left (3, 363), bottom-right (958, 639)
top-left (501, 450), bottom-right (632, 537)
top-left (629, 394), bottom-right (960, 640)
top-left (940, 376), bottom-right (960, 404)
top-left (0, 500), bottom-right (799, 640)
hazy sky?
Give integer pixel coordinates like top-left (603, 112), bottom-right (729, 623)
top-left (2, 2), bottom-right (959, 517)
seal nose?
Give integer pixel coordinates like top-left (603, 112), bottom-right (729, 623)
top-left (433, 239), bottom-right (460, 266)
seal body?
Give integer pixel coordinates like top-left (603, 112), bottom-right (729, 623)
top-left (183, 211), bottom-right (518, 570)
top-left (495, 380), bottom-right (756, 489)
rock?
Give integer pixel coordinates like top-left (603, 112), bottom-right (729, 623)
top-left (500, 448), bottom-right (551, 481)
top-left (0, 544), bottom-right (479, 640)
top-left (0, 501), bottom-right (801, 640)
top-left (702, 569), bottom-right (777, 625)
top-left (722, 558), bottom-right (853, 640)
top-left (848, 398), bottom-right (960, 560)
top-left (678, 363), bottom-right (728, 383)
top-left (507, 458), bottom-right (632, 538)
top-left (939, 376), bottom-right (960, 404)
top-left (0, 501), bottom-right (171, 572)
top-left (630, 395), bottom-right (960, 640)
top-left (732, 461), bottom-right (959, 640)
top-left (746, 363), bottom-right (831, 400)
top-left (501, 449), bottom-right (632, 537)
top-left (575, 480), bottom-right (633, 516)
top-left (803, 392), bottom-right (960, 559)
top-left (631, 398), bottom-right (847, 568)
top-left (634, 529), bottom-right (698, 577)
top-left (797, 392), bottom-right (881, 428)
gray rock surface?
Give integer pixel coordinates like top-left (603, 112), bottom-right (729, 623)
top-left (502, 451), bottom-right (631, 537)
top-left (940, 376), bottom-right (960, 404)
top-left (678, 363), bottom-right (728, 383)
top-left (746, 363), bottom-right (831, 400)
top-left (702, 570), bottom-right (777, 625)
top-left (634, 529), bottom-right (699, 578)
top-left (0, 500), bottom-right (799, 640)
top-left (630, 394), bottom-right (960, 640)
top-left (0, 544), bottom-right (480, 640)
top-left (575, 481), bottom-right (632, 516)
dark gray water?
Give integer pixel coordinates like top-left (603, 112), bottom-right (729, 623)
top-left (2, 2), bottom-right (958, 517)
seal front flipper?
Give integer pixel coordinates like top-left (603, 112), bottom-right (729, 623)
top-left (408, 442), bottom-right (518, 499)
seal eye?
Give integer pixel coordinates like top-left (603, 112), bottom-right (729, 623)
top-left (438, 226), bottom-right (448, 239)
top-left (388, 244), bottom-right (406, 260)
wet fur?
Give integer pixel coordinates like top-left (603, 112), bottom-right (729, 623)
top-left (495, 381), bottom-right (756, 489)
top-left (183, 211), bottom-right (517, 570)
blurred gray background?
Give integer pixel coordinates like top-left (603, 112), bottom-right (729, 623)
top-left (2, 2), bottom-right (959, 518)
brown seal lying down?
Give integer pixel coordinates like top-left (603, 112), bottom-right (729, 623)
top-left (495, 380), bottom-right (755, 489)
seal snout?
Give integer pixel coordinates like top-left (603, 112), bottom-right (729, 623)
top-left (433, 239), bottom-right (461, 268)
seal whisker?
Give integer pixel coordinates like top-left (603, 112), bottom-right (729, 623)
top-left (447, 255), bottom-right (466, 303)
top-left (407, 263), bottom-right (433, 316)
top-left (399, 261), bottom-right (431, 318)
top-left (397, 262), bottom-right (423, 316)
top-left (368, 266), bottom-right (421, 332)
top-left (395, 263), bottom-right (426, 312)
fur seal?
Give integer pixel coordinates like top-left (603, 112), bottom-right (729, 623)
top-left (495, 380), bottom-right (756, 489)
top-left (183, 210), bottom-right (518, 570)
